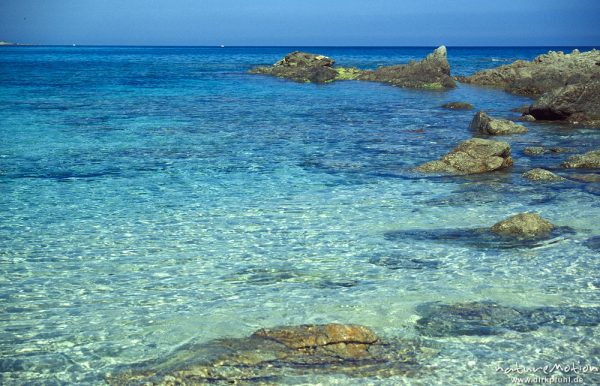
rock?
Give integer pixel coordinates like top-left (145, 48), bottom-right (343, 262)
top-left (490, 213), bottom-right (555, 238)
top-left (529, 81), bottom-right (600, 126)
top-left (459, 49), bottom-right (600, 98)
top-left (357, 46), bottom-right (456, 89)
top-left (107, 324), bottom-right (427, 384)
top-left (585, 236), bottom-right (600, 251)
top-left (441, 101), bottom-right (474, 110)
top-left (522, 168), bottom-right (566, 182)
top-left (249, 51), bottom-right (338, 83)
top-left (253, 324), bottom-right (378, 350)
top-left (416, 301), bottom-right (600, 337)
top-left (524, 146), bottom-right (547, 156)
top-left (517, 114), bottom-right (536, 122)
top-left (469, 111), bottom-right (528, 135)
top-left (416, 138), bottom-right (513, 175)
top-left (524, 146), bottom-right (572, 156)
top-left (250, 46), bottom-right (456, 89)
top-left (562, 149), bottom-right (600, 168)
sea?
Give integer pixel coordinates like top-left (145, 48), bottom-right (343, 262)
top-left (1, 46), bottom-right (599, 385)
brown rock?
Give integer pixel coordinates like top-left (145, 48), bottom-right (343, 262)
top-left (562, 149), bottom-right (600, 168)
top-left (522, 168), bottom-right (566, 182)
top-left (470, 111), bottom-right (528, 135)
top-left (491, 213), bottom-right (555, 237)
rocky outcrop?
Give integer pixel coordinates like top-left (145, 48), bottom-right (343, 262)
top-left (417, 301), bottom-right (600, 337)
top-left (250, 46), bottom-right (456, 89)
top-left (522, 168), bottom-right (566, 182)
top-left (358, 46), bottom-right (456, 89)
top-left (459, 49), bottom-right (600, 97)
top-left (442, 101), bottom-right (474, 110)
top-left (490, 213), bottom-right (555, 237)
top-left (529, 81), bottom-right (600, 126)
top-left (562, 149), bottom-right (600, 168)
top-left (416, 138), bottom-right (513, 175)
top-left (107, 324), bottom-right (427, 384)
top-left (249, 51), bottom-right (338, 83)
top-left (459, 49), bottom-right (600, 126)
top-left (470, 111), bottom-right (528, 135)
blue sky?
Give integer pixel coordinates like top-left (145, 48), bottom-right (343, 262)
top-left (1, 0), bottom-right (599, 46)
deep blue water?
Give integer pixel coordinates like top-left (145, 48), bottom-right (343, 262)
top-left (1, 46), bottom-right (599, 385)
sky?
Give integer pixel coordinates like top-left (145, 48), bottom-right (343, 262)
top-left (1, 0), bottom-right (599, 46)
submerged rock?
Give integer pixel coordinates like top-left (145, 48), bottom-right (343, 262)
top-left (107, 324), bottom-right (427, 385)
top-left (522, 168), bottom-right (566, 182)
top-left (524, 146), bottom-right (572, 156)
top-left (585, 236), bottom-right (600, 251)
top-left (459, 49), bottom-right (600, 98)
top-left (416, 138), bottom-right (513, 175)
top-left (517, 114), bottom-right (536, 122)
top-left (250, 46), bottom-right (456, 89)
top-left (570, 173), bottom-right (600, 183)
top-left (529, 81), bottom-right (600, 126)
top-left (490, 213), bottom-right (555, 238)
top-left (416, 301), bottom-right (600, 337)
top-left (249, 51), bottom-right (338, 83)
top-left (562, 149), bottom-right (600, 168)
top-left (470, 111), bottom-right (528, 135)
top-left (442, 101), bottom-right (474, 110)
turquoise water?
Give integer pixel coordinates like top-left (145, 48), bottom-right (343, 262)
top-left (1, 46), bottom-right (599, 385)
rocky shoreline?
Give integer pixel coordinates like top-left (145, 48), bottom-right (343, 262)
top-left (108, 47), bottom-right (600, 384)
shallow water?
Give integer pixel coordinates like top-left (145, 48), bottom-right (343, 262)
top-left (1, 46), bottom-right (599, 385)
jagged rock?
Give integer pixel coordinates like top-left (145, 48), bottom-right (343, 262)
top-left (529, 81), bottom-right (600, 126)
top-left (524, 146), bottom-right (572, 156)
top-left (416, 138), bottom-right (513, 175)
top-left (416, 301), bottom-right (600, 337)
top-left (441, 101), bottom-right (474, 110)
top-left (562, 149), bottom-right (600, 168)
top-left (250, 46), bottom-right (456, 89)
top-left (490, 213), bottom-right (555, 237)
top-left (107, 324), bottom-right (428, 385)
top-left (459, 49), bottom-right (600, 97)
top-left (249, 51), bottom-right (338, 83)
top-left (359, 46), bottom-right (455, 89)
top-left (470, 111), bottom-right (528, 135)
top-left (522, 168), bottom-right (565, 182)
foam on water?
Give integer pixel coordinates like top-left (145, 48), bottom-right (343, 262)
top-left (1, 46), bottom-right (599, 385)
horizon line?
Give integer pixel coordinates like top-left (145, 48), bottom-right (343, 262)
top-left (2, 44), bottom-right (598, 48)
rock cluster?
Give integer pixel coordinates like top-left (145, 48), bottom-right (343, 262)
top-left (416, 138), bottom-right (513, 175)
top-left (459, 49), bottom-right (600, 126)
top-left (250, 46), bottom-right (456, 89)
top-left (470, 111), bottom-right (528, 135)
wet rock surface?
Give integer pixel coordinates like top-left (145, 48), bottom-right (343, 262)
top-left (107, 324), bottom-right (427, 385)
top-left (250, 46), bottom-right (456, 89)
top-left (562, 149), bottom-right (600, 168)
top-left (416, 301), bottom-right (600, 337)
top-left (490, 213), bottom-right (555, 237)
top-left (416, 138), bottom-right (513, 175)
top-left (441, 101), bottom-right (474, 110)
top-left (522, 168), bottom-right (566, 182)
top-left (470, 111), bottom-right (528, 135)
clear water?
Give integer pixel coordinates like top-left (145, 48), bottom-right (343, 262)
top-left (1, 46), bottom-right (599, 385)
